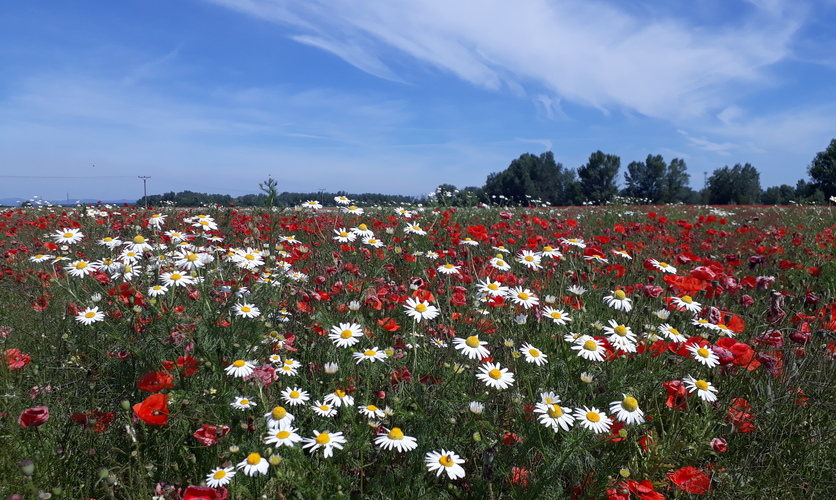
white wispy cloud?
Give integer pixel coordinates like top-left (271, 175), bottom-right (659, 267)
top-left (205, 0), bottom-right (803, 120)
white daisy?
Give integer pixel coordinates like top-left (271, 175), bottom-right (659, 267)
top-left (206, 466), bottom-right (235, 487)
top-left (147, 285), bottom-right (169, 297)
top-left (302, 430), bottom-right (346, 458)
top-left (323, 389), bottom-right (354, 408)
top-left (476, 279), bottom-right (508, 298)
top-left (352, 347), bottom-right (388, 364)
top-left (571, 337), bottom-right (607, 362)
top-left (649, 259), bottom-right (677, 274)
top-left (350, 224), bottom-right (374, 238)
top-left (237, 452), bottom-right (269, 476)
top-left (358, 403), bottom-right (386, 420)
top-left (224, 359), bottom-right (256, 378)
top-left (281, 387), bottom-right (310, 406)
top-left (264, 405), bottom-right (294, 428)
top-left (509, 287), bottom-right (539, 309)
top-left (541, 245), bottom-right (563, 259)
top-left (160, 271), bottom-right (196, 287)
top-left (687, 343), bottom-right (720, 368)
top-left (425, 449), bottom-right (466, 480)
top-left (489, 255), bottom-right (511, 271)
top-left (452, 335), bottom-right (490, 360)
top-left (475, 362), bottom-right (515, 390)
top-left (311, 401), bottom-right (338, 418)
top-left (76, 307), bottom-right (105, 325)
top-left (516, 250), bottom-right (542, 270)
top-left (230, 396), bottom-right (257, 410)
top-left (328, 322), bottom-right (364, 348)
top-left (437, 263), bottom-right (461, 275)
top-left (560, 237), bottom-right (586, 248)
top-left (670, 295), bottom-right (702, 313)
top-left (658, 324), bottom-right (687, 343)
top-left (374, 427), bottom-right (418, 453)
top-left (333, 228), bottom-right (357, 243)
top-left (542, 306), bottom-right (571, 325)
top-left (603, 290), bottom-right (632, 312)
top-left (263, 422), bottom-right (302, 448)
top-left (683, 376), bottom-right (718, 402)
top-left (609, 394), bottom-right (644, 425)
top-left (520, 343), bottom-right (548, 366)
top-left (233, 303), bottom-right (260, 318)
top-left (574, 406), bottom-right (613, 434)
top-left (534, 402), bottom-right (575, 432)
top-left (53, 228), bottom-right (84, 244)
top-left (403, 297), bottom-right (440, 323)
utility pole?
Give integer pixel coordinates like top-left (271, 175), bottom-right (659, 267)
top-left (138, 176), bottom-right (151, 208)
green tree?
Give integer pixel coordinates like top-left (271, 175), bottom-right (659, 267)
top-left (623, 154), bottom-right (666, 202)
top-left (706, 163), bottom-right (762, 205)
top-left (662, 158), bottom-right (690, 203)
top-left (762, 184), bottom-right (797, 205)
top-left (259, 176), bottom-right (279, 207)
top-left (808, 138), bottom-right (836, 198)
top-left (483, 152), bottom-right (579, 205)
top-left (577, 151), bottom-right (620, 204)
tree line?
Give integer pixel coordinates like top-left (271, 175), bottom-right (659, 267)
top-left (137, 190), bottom-right (418, 208)
top-left (435, 138), bottom-right (836, 206)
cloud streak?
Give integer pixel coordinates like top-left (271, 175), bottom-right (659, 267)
top-left (207, 0), bottom-right (803, 120)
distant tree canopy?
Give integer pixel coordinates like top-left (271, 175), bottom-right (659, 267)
top-left (577, 151), bottom-right (620, 204)
top-left (137, 190), bottom-right (417, 208)
top-left (808, 138), bottom-right (836, 198)
top-left (622, 155), bottom-right (690, 204)
top-left (483, 152), bottom-right (580, 205)
top-left (706, 164), bottom-right (762, 205)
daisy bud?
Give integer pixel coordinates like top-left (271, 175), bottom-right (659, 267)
top-left (19, 460), bottom-right (35, 477)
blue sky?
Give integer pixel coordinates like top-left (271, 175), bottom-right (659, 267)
top-left (2, 0), bottom-right (835, 202)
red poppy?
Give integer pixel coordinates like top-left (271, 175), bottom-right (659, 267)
top-left (627, 479), bottom-right (665, 500)
top-left (711, 437), bottom-right (728, 452)
top-left (181, 485), bottom-right (229, 500)
top-left (193, 424), bottom-right (230, 446)
top-left (162, 356), bottom-right (199, 377)
top-left (663, 380), bottom-right (689, 410)
top-left (18, 406), bottom-right (49, 427)
top-left (377, 317), bottom-right (400, 332)
top-left (4, 348), bottom-right (31, 370)
top-left (133, 393), bottom-right (169, 425)
top-left (667, 466), bottom-right (711, 494)
top-left (137, 371), bottom-right (175, 393)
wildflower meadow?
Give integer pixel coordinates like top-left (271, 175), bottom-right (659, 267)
top-left (2, 201), bottom-right (835, 499)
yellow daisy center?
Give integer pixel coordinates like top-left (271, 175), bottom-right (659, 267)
top-left (186, 253), bottom-right (198, 261)
top-left (271, 407), bottom-right (287, 420)
top-left (277, 430), bottom-right (291, 439)
top-left (586, 411), bottom-right (601, 423)
top-left (717, 324), bottom-right (729, 330)
top-left (74, 262), bottom-right (87, 269)
top-left (547, 405), bottom-right (563, 418)
top-left (668, 328), bottom-right (680, 336)
top-left (465, 336), bottom-right (481, 348)
top-left (315, 432), bottom-right (331, 445)
top-left (528, 349), bottom-right (540, 357)
top-left (550, 312), bottom-right (562, 319)
top-left (170, 273), bottom-right (182, 280)
top-left (358, 224), bottom-right (368, 231)
top-left (340, 232), bottom-right (349, 237)
top-left (63, 232), bottom-right (73, 238)
top-left (387, 427), bottom-right (404, 440)
top-left (622, 396), bottom-right (638, 412)
top-left (444, 264), bottom-right (454, 269)
top-left (695, 380), bottom-right (709, 391)
top-left (614, 290), bottom-right (627, 300)
top-left (518, 292), bottom-right (529, 301)
top-left (213, 470), bottom-right (227, 479)
top-left (366, 404), bottom-right (378, 412)
top-left (524, 255), bottom-right (534, 262)
top-left (613, 325), bottom-right (627, 336)
top-left (335, 389), bottom-right (346, 398)
top-left (543, 246), bottom-right (553, 252)
top-left (682, 295), bottom-right (693, 304)
top-left (349, 206), bottom-right (357, 211)
top-left (583, 340), bottom-right (598, 351)
top-left (496, 260), bottom-right (506, 266)
top-left (289, 390), bottom-right (300, 399)
top-left (239, 399), bottom-right (249, 405)
top-left (340, 329), bottom-right (354, 339)
top-left (133, 235), bottom-right (145, 244)
top-left (439, 455), bottom-right (454, 467)
top-left (246, 453), bottom-right (261, 465)
top-left (241, 306), bottom-right (251, 313)
top-left (85, 311), bottom-right (96, 318)
top-left (364, 350), bottom-right (376, 356)
top-left (414, 303), bottom-right (427, 313)
top-left (488, 368), bottom-right (502, 380)
top-left (487, 283), bottom-right (499, 290)
top-left (697, 348), bottom-right (710, 358)
top-left (233, 360), bottom-right (246, 367)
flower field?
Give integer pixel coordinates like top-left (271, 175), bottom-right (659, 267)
top-left (1, 202), bottom-right (835, 499)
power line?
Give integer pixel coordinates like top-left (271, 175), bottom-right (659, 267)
top-left (0, 175), bottom-right (134, 179)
